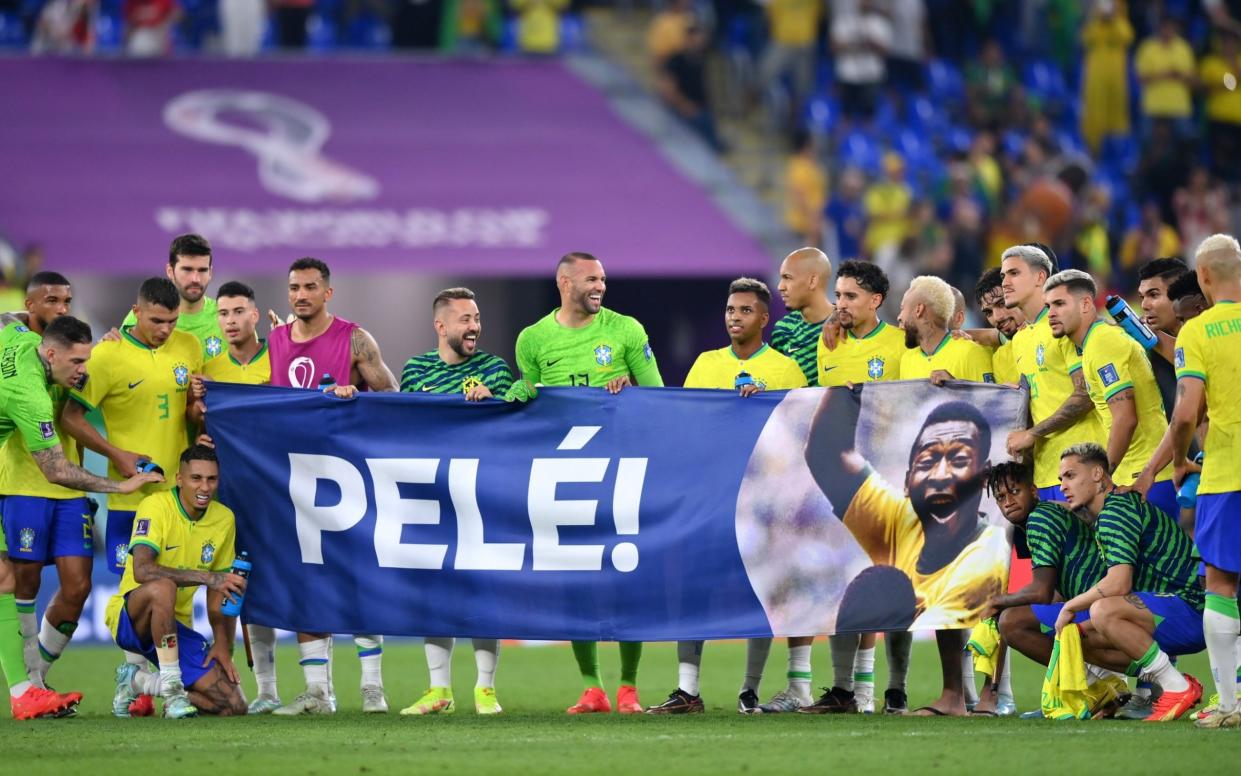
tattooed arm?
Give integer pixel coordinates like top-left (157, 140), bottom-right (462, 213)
top-left (0, 311), bottom-right (29, 327)
top-left (351, 327), bottom-right (398, 393)
top-left (131, 544), bottom-right (246, 593)
top-left (1103, 387), bottom-right (1138, 473)
top-left (1028, 368), bottom-right (1095, 438)
top-left (31, 444), bottom-right (160, 494)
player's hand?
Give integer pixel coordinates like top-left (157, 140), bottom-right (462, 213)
top-left (111, 449), bottom-right (149, 478)
top-left (205, 641), bottom-right (240, 685)
top-left (503, 380), bottom-right (538, 403)
top-left (820, 316), bottom-right (843, 351)
top-left (208, 571), bottom-right (247, 599)
top-left (1006, 429), bottom-right (1036, 458)
top-left (465, 384), bottom-right (493, 402)
top-left (101, 327), bottom-right (122, 343)
top-left (118, 471), bottom-right (164, 494)
top-left (1117, 468), bottom-right (1154, 498)
top-left (1053, 607), bottom-right (1075, 635)
top-left (1172, 456), bottom-right (1201, 488)
top-left (267, 309), bottom-right (288, 330)
top-left (738, 383), bottom-right (762, 397)
top-left (928, 369), bottom-right (955, 386)
top-left (195, 433), bottom-right (214, 448)
top-left (190, 374), bottom-right (211, 400)
top-left (327, 385), bottom-right (357, 399)
top-left (605, 375), bottom-right (632, 394)
top-left (950, 329), bottom-right (975, 342)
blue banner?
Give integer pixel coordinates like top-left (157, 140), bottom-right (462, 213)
top-left (204, 381), bottom-right (1027, 641)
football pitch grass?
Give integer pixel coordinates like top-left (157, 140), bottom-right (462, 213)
top-left (7, 640), bottom-right (1239, 774)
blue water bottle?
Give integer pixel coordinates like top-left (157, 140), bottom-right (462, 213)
top-left (317, 373), bottom-right (336, 393)
top-left (135, 459), bottom-right (164, 476)
top-left (735, 371), bottom-right (754, 390)
top-left (1176, 453), bottom-right (1205, 509)
top-left (1105, 295), bottom-right (1158, 349)
top-left (221, 552), bottom-right (251, 617)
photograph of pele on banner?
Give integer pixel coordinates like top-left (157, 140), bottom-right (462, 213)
top-left (736, 380), bottom-right (1029, 636)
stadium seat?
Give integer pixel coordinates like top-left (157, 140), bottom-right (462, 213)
top-left (95, 12), bottom-right (123, 53)
top-left (1023, 60), bottom-right (1069, 105)
top-left (0, 12), bottom-right (24, 48)
top-left (345, 13), bottom-right (391, 50)
top-left (947, 126), bottom-right (974, 155)
top-left (804, 95), bottom-right (838, 138)
top-left (560, 14), bottom-right (585, 53)
top-left (926, 58), bottom-right (964, 105)
top-left (838, 130), bottom-right (881, 177)
top-left (307, 14), bottom-right (338, 52)
top-left (1099, 135), bottom-right (1139, 174)
top-left (1002, 129), bottom-right (1027, 159)
top-left (907, 94), bottom-right (948, 135)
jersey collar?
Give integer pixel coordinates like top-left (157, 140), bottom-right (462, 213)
top-left (922, 331), bottom-right (951, 358)
top-left (1075, 319), bottom-right (1105, 355)
top-left (730, 343), bottom-right (768, 361)
top-left (229, 338), bottom-right (267, 367)
top-left (847, 320), bottom-right (887, 340)
top-left (172, 487), bottom-right (202, 523)
top-left (121, 325), bottom-right (157, 351)
top-left (1033, 307), bottom-right (1049, 325)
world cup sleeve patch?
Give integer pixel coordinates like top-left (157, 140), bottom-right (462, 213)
top-left (39, 421), bottom-right (54, 439)
top-left (134, 519), bottom-right (150, 537)
top-left (1174, 348), bottom-right (1185, 369)
top-left (1098, 363), bottom-right (1120, 387)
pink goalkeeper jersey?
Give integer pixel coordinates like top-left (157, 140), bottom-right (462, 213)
top-left (269, 315), bottom-right (363, 390)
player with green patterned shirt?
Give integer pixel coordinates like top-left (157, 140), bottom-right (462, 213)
top-left (398, 287), bottom-right (512, 717)
top-left (1053, 443), bottom-right (1205, 722)
top-left (513, 252), bottom-right (662, 715)
top-left (121, 234), bottom-right (224, 361)
top-left (773, 247), bottom-right (834, 386)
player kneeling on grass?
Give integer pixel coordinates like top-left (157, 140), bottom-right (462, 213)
top-left (106, 445), bottom-right (248, 718)
top-left (1050, 443), bottom-right (1205, 722)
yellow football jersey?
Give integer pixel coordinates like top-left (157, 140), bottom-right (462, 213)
top-left (1175, 300), bottom-right (1241, 494)
top-left (899, 333), bottom-right (995, 383)
top-left (70, 327), bottom-right (203, 510)
top-left (1011, 310), bottom-right (1107, 488)
top-left (992, 340), bottom-right (1020, 386)
top-left (203, 340), bottom-right (271, 386)
top-left (105, 488), bottom-right (236, 638)
top-left (683, 344), bottom-right (808, 390)
top-left (841, 472), bottom-right (1009, 629)
top-left (0, 383), bottom-right (83, 499)
top-left (1077, 321), bottom-right (1173, 486)
top-left (816, 320), bottom-right (908, 386)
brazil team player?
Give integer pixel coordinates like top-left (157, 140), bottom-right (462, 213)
top-left (897, 276), bottom-right (994, 385)
top-left (808, 260), bottom-right (913, 716)
top-left (513, 251), bottom-right (663, 715)
top-left (61, 277), bottom-right (202, 716)
top-left (121, 234), bottom-right (224, 361)
top-left (1042, 270), bottom-right (1179, 520)
top-left (1000, 244), bottom-right (1106, 501)
top-left (398, 287), bottom-right (513, 717)
top-left (267, 257), bottom-right (398, 717)
top-left (773, 247), bottom-right (834, 387)
top-left (0, 273), bottom-right (95, 690)
top-left (646, 279), bottom-right (806, 715)
top-left (1135, 235), bottom-right (1241, 728)
top-left (1136, 257), bottom-right (1192, 420)
top-left (985, 461), bottom-right (1105, 715)
top-left (1053, 443), bottom-right (1205, 723)
top-left (108, 445), bottom-right (248, 718)
top-left (973, 268), bottom-right (1026, 386)
top-left (0, 315), bottom-right (161, 719)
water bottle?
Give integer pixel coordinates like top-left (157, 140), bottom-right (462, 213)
top-left (1105, 295), bottom-right (1158, 349)
top-left (220, 552), bottom-right (251, 617)
top-left (1176, 453), bottom-right (1205, 509)
top-left (734, 370), bottom-right (754, 390)
top-left (135, 459), bottom-right (164, 476)
top-left (317, 373), bottom-right (336, 393)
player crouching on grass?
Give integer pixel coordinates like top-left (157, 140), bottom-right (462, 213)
top-left (107, 445), bottom-right (248, 718)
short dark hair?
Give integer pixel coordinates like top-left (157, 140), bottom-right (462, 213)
top-left (837, 259), bottom-right (890, 301)
top-left (216, 280), bottom-right (255, 302)
top-left (1167, 270), bottom-right (1203, 302)
top-left (556, 252), bottom-right (599, 274)
top-left (1137, 256), bottom-right (1189, 284)
top-left (835, 565), bottom-right (917, 633)
top-left (973, 267), bottom-right (1003, 306)
top-left (41, 315), bottom-right (92, 348)
top-left (912, 401), bottom-right (991, 465)
top-left (432, 287), bottom-right (476, 314)
top-left (168, 234), bottom-right (212, 267)
top-left (27, 271), bottom-right (70, 291)
top-left (987, 459), bottom-right (1034, 498)
top-left (728, 277), bottom-right (772, 309)
top-left (1060, 441), bottom-right (1110, 470)
top-left (180, 444), bottom-right (218, 466)
top-left (138, 277), bottom-right (179, 310)
top-left (289, 257), bottom-right (331, 284)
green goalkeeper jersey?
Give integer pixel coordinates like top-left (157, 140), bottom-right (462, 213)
top-left (515, 307), bottom-right (663, 388)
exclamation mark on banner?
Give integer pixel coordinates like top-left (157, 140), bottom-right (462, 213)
top-left (611, 458), bottom-right (647, 572)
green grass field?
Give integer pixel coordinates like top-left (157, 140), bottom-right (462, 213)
top-left (7, 640), bottom-right (1238, 774)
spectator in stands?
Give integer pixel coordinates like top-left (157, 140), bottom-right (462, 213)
top-left (122, 0), bottom-right (180, 57)
top-left (1135, 118), bottom-right (1192, 220)
top-left (1079, 0), bottom-right (1133, 155)
top-left (1204, 0), bottom-right (1241, 36)
top-left (1174, 167), bottom-right (1231, 259)
top-left (825, 166), bottom-right (867, 263)
top-left (1073, 184), bottom-right (1114, 282)
top-left (441, 0), bottom-right (502, 53)
top-left (831, 0), bottom-right (892, 122)
top-left (966, 39), bottom-right (1017, 130)
top-left (31, 0), bottom-right (94, 53)
top-left (968, 132), bottom-right (1003, 216)
top-left (648, 0), bottom-right (693, 65)
top-left (272, 0), bottom-right (313, 49)
top-left (760, 0), bottom-right (821, 131)
top-left (391, 0), bottom-right (443, 49)
top-left (784, 129), bottom-right (827, 247)
top-left (1199, 30), bottom-right (1241, 182)
top-left (658, 24), bottom-right (724, 152)
top-left (511, 0), bottom-right (569, 55)
top-left (219, 0), bottom-right (264, 56)
top-left (1120, 200), bottom-right (1182, 272)
top-left (862, 152), bottom-right (912, 258)
top-left (1134, 15), bottom-right (1195, 135)
top-left (886, 0), bottom-right (927, 93)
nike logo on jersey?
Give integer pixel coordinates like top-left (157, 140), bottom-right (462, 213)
top-left (546, 358), bottom-right (563, 367)
top-left (164, 545), bottom-right (180, 551)
top-left (822, 366), bottom-right (837, 372)
top-left (128, 380), bottom-right (144, 389)
top-left (421, 387), bottom-right (433, 391)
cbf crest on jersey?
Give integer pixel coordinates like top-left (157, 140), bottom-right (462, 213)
top-left (867, 356), bottom-right (885, 379)
top-left (205, 336), bottom-right (223, 358)
top-left (201, 540), bottom-right (216, 566)
top-left (115, 542), bottom-right (129, 568)
top-left (1035, 343), bottom-right (1046, 367)
top-left (173, 362), bottom-right (191, 388)
top-left (461, 376), bottom-right (482, 394)
top-left (18, 527), bottom-right (35, 552)
top-left (594, 345), bottom-right (613, 366)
